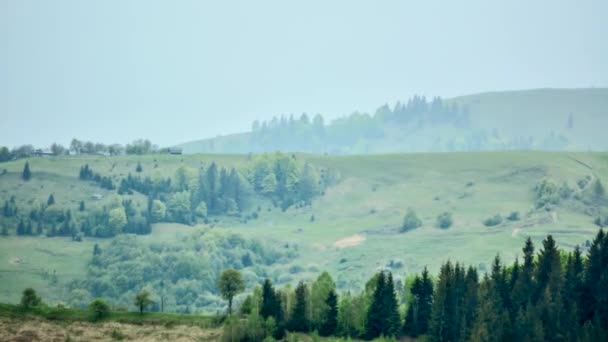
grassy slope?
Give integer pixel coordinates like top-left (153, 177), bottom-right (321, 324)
top-left (0, 151), bottom-right (606, 304)
top-left (178, 88), bottom-right (608, 153)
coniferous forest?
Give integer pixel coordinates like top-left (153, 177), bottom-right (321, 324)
top-left (221, 229), bottom-right (608, 341)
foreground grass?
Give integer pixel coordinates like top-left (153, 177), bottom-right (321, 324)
top-left (0, 303), bottom-right (218, 328)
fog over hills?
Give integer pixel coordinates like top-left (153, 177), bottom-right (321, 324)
top-left (178, 88), bottom-right (608, 154)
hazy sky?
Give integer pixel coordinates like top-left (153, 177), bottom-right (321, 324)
top-left (1, 0), bottom-right (607, 148)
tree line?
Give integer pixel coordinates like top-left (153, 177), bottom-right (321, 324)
top-left (0, 138), bottom-right (167, 162)
top-left (222, 230), bottom-right (608, 341)
top-left (241, 95), bottom-right (470, 154)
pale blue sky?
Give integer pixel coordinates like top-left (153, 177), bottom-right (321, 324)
top-left (1, 0), bottom-right (607, 147)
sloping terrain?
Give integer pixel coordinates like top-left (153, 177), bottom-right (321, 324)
top-left (0, 151), bottom-right (607, 309)
top-left (178, 88), bottom-right (608, 154)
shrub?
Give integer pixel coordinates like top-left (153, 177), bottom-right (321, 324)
top-left (111, 328), bottom-right (125, 340)
top-left (401, 208), bottom-right (422, 232)
top-left (436, 212), bottom-right (453, 229)
top-left (483, 214), bottom-right (503, 227)
top-left (89, 298), bottom-right (110, 321)
top-left (535, 179), bottom-right (560, 208)
top-left (21, 288), bottom-right (42, 309)
top-left (507, 211), bottom-right (520, 221)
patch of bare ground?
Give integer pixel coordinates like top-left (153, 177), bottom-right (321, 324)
top-left (0, 317), bottom-right (221, 342)
top-left (333, 234), bottom-right (365, 249)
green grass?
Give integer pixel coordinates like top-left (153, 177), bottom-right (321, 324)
top-left (1, 151), bottom-right (607, 303)
top-left (0, 302), bottom-right (218, 327)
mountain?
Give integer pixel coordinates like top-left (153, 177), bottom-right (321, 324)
top-left (177, 88), bottom-right (608, 154)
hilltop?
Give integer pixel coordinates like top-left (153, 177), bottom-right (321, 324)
top-left (177, 88), bottom-right (608, 154)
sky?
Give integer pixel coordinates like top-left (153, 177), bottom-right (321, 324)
top-left (1, 0), bottom-right (607, 148)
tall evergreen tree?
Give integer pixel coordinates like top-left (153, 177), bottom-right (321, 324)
top-left (319, 289), bottom-right (338, 337)
top-left (429, 261), bottom-right (460, 341)
top-left (365, 271), bottom-right (386, 339)
top-left (534, 235), bottom-right (561, 303)
top-left (47, 194), bottom-right (55, 206)
top-left (289, 281), bottom-right (309, 332)
top-left (512, 237), bottom-right (535, 310)
top-left (260, 278), bottom-right (283, 324)
top-left (22, 161), bottom-right (31, 181)
top-left (404, 267), bottom-right (434, 337)
top-left (383, 272), bottom-right (401, 337)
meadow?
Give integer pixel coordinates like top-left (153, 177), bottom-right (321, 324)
top-left (0, 151), bottom-right (606, 306)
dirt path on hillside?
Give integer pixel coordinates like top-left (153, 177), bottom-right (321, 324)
top-left (333, 234), bottom-right (365, 248)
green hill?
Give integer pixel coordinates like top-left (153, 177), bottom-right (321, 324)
top-left (178, 88), bottom-right (608, 154)
top-left (0, 151), bottom-right (606, 312)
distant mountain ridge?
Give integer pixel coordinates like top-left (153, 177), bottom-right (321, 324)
top-left (177, 88), bottom-right (608, 154)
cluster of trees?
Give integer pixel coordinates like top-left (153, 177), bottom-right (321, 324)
top-left (118, 174), bottom-right (172, 196)
top-left (223, 230), bottom-right (608, 341)
top-left (2, 194), bottom-right (83, 239)
top-left (0, 139), bottom-right (162, 163)
top-left (245, 96), bottom-right (470, 154)
top-left (79, 164), bottom-right (115, 190)
top-left (68, 230), bottom-right (294, 313)
top-left (71, 138), bottom-right (157, 155)
top-left (4, 157), bottom-right (327, 240)
top-left (249, 153), bottom-right (323, 210)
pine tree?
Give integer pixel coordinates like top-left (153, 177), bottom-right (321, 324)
top-left (429, 261), bottom-right (460, 341)
top-left (512, 237), bottom-right (535, 310)
top-left (79, 200), bottom-right (85, 211)
top-left (404, 267), bottom-right (434, 336)
top-left (462, 266), bottom-right (479, 340)
top-left (47, 194), bottom-right (55, 206)
top-left (319, 290), bottom-right (338, 336)
top-left (22, 162), bottom-right (31, 181)
top-left (260, 278), bottom-right (282, 324)
top-left (383, 272), bottom-right (401, 337)
top-left (365, 271), bottom-right (386, 339)
top-left (136, 162), bottom-right (143, 173)
top-left (289, 281), bottom-right (309, 332)
top-left (534, 235), bottom-right (561, 304)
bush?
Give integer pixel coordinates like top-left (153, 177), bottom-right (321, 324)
top-left (535, 179), bottom-right (560, 209)
top-left (483, 214), bottom-right (503, 227)
top-left (507, 211), bottom-right (520, 221)
top-left (21, 288), bottom-right (42, 309)
top-left (436, 212), bottom-right (453, 229)
top-left (89, 298), bottom-right (110, 321)
top-left (401, 208), bottom-right (422, 232)
top-left (111, 328), bottom-right (125, 340)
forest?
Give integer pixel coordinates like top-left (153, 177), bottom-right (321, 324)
top-left (217, 229), bottom-right (608, 341)
top-left (10, 229), bottom-right (608, 342)
top-left (0, 152), bottom-right (328, 239)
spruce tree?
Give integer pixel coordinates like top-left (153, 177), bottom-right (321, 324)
top-left (403, 267), bottom-right (433, 336)
top-left (289, 281), bottom-right (309, 332)
top-left (47, 194), bottom-right (55, 206)
top-left (534, 235), bottom-right (561, 303)
top-left (365, 271), bottom-right (386, 339)
top-left (383, 272), bottom-right (401, 337)
top-left (512, 237), bottom-right (535, 310)
top-left (16, 218), bottom-right (25, 235)
top-left (429, 261), bottom-right (459, 341)
top-left (22, 162), bottom-right (31, 181)
top-left (319, 290), bottom-right (338, 336)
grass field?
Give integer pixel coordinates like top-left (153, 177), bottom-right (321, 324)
top-left (0, 151), bottom-right (606, 306)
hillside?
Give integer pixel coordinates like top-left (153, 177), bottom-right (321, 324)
top-left (177, 88), bottom-right (608, 154)
top-left (0, 151), bottom-right (607, 313)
